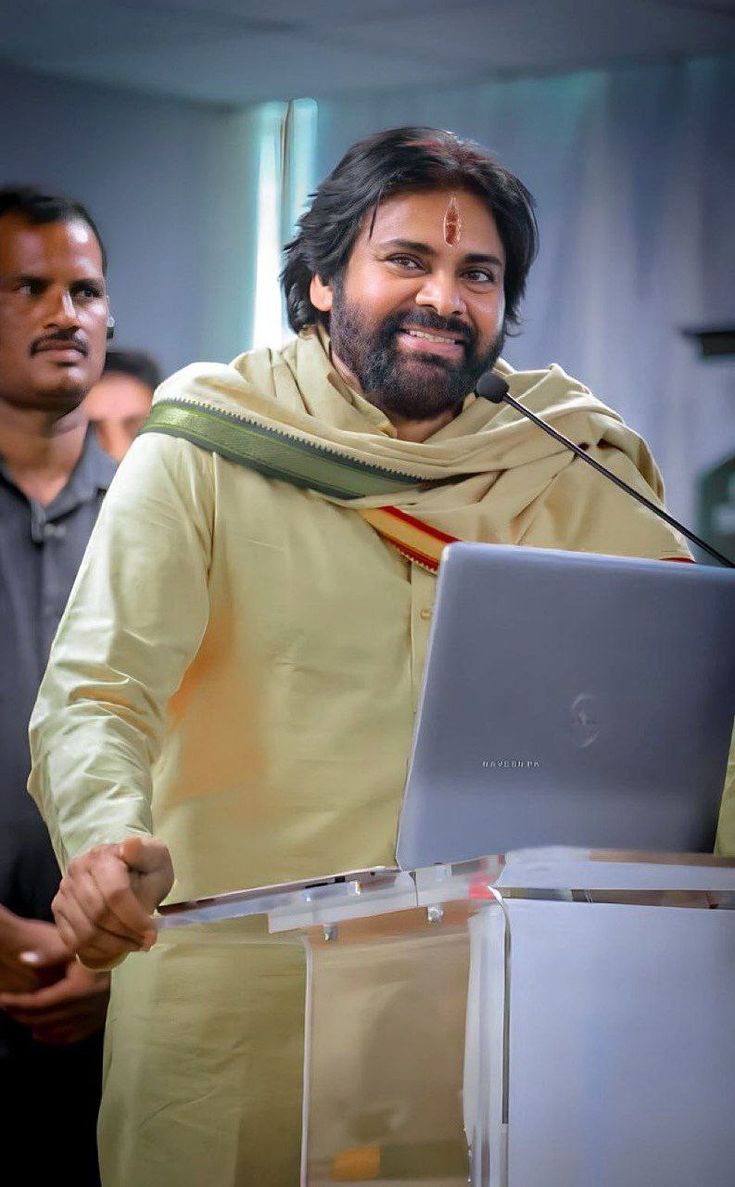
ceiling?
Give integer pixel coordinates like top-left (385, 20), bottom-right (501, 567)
top-left (1, 0), bottom-right (734, 107)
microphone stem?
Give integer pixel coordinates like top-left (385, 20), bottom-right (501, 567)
top-left (501, 392), bottom-right (734, 569)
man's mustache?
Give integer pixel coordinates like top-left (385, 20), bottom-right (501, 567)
top-left (31, 330), bottom-right (88, 356)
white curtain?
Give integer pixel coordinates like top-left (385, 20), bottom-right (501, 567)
top-left (251, 98), bottom-right (318, 350)
top-left (311, 55), bottom-right (735, 524)
top-left (199, 97), bottom-right (317, 360)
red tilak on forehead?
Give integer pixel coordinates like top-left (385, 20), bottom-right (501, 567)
top-left (443, 195), bottom-right (462, 246)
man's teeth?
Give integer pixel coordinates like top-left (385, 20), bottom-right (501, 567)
top-left (406, 329), bottom-right (458, 344)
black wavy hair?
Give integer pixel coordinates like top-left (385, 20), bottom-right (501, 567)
top-left (281, 126), bottom-right (538, 334)
top-left (0, 185), bottom-right (107, 273)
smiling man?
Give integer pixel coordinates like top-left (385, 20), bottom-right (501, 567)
top-left (28, 128), bottom-right (692, 1187)
top-left (311, 186), bottom-right (507, 438)
top-left (0, 187), bottom-right (115, 1186)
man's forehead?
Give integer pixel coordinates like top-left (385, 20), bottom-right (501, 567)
top-left (362, 187), bottom-right (504, 258)
top-left (87, 373), bottom-right (153, 410)
top-left (0, 214), bottom-right (103, 273)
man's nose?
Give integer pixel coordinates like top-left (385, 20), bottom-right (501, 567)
top-left (44, 287), bottom-right (81, 328)
top-left (414, 271), bottom-right (466, 318)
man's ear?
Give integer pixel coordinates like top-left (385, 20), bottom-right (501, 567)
top-left (309, 274), bottom-right (333, 314)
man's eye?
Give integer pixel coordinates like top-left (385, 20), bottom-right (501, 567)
top-left (17, 279), bottom-right (44, 296)
top-left (387, 255), bottom-right (422, 270)
top-left (74, 284), bottom-right (104, 300)
top-left (464, 269), bottom-right (496, 284)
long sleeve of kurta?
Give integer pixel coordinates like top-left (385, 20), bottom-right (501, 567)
top-left (29, 418), bottom-right (415, 905)
top-left (28, 434), bottom-right (213, 872)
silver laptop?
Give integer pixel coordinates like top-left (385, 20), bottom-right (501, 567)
top-left (396, 544), bottom-right (735, 868)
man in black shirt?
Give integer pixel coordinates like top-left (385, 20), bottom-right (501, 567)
top-left (0, 188), bottom-right (114, 1186)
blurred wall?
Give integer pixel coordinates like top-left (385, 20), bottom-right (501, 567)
top-left (0, 62), bottom-right (260, 376)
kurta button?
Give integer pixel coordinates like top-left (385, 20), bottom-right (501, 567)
top-left (419, 607), bottom-right (432, 621)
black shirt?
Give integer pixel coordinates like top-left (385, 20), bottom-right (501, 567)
top-left (0, 428), bottom-right (116, 921)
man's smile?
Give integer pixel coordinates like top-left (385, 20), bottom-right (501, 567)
top-left (396, 325), bottom-right (467, 359)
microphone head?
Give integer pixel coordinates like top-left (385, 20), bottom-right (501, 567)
top-left (475, 371), bottom-right (508, 404)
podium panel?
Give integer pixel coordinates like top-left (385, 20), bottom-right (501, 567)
top-left (500, 900), bottom-right (735, 1186)
top-left (303, 908), bottom-right (473, 1185)
top-left (158, 851), bottom-right (735, 1186)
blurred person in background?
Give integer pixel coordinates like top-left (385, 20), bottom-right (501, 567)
top-left (0, 186), bottom-right (115, 1187)
top-left (85, 349), bottom-right (160, 462)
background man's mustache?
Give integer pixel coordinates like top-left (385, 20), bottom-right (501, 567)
top-left (31, 333), bottom-right (88, 355)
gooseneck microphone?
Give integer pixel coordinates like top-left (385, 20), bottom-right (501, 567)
top-left (475, 371), bottom-right (734, 569)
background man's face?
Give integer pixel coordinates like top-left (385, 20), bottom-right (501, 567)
top-left (316, 187), bottom-right (507, 422)
top-left (0, 213), bottom-right (108, 414)
top-left (84, 373), bottom-right (153, 461)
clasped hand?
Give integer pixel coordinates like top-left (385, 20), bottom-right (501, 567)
top-left (0, 906), bottom-right (109, 1045)
top-left (51, 835), bottom-right (175, 970)
top-left (0, 836), bottom-right (173, 1042)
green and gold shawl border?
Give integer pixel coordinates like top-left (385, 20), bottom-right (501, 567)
top-left (140, 399), bottom-right (421, 500)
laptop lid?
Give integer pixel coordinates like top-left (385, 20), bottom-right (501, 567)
top-left (396, 545), bottom-right (735, 868)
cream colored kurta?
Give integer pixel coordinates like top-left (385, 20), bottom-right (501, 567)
top-left (29, 330), bottom-right (709, 1186)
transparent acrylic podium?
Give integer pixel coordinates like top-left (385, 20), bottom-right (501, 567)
top-left (159, 850), bottom-right (735, 1187)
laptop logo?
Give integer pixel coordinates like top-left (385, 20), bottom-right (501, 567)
top-left (570, 693), bottom-right (601, 748)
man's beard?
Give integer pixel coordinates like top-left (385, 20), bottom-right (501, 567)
top-left (328, 288), bottom-right (505, 422)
